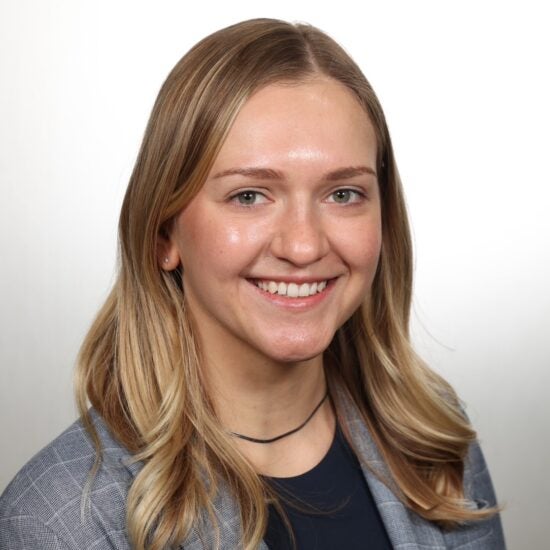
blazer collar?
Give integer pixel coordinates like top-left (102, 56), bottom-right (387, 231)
top-left (108, 389), bottom-right (445, 549)
top-left (179, 387), bottom-right (445, 549)
top-left (336, 387), bottom-right (446, 550)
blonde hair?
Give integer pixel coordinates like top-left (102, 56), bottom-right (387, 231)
top-left (76, 18), bottom-right (497, 550)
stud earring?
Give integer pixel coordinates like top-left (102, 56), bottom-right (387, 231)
top-left (163, 257), bottom-right (169, 264)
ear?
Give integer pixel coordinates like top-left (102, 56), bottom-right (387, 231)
top-left (157, 226), bottom-right (181, 271)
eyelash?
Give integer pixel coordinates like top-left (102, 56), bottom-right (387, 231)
top-left (228, 188), bottom-right (367, 207)
top-left (229, 190), bottom-right (269, 207)
top-left (325, 188), bottom-right (366, 204)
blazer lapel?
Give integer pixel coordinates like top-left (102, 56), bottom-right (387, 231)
top-left (179, 478), bottom-right (269, 550)
top-left (182, 390), bottom-right (448, 550)
top-left (114, 426), bottom-right (264, 549)
top-left (116, 394), bottom-right (447, 550)
top-left (337, 389), bottom-right (447, 550)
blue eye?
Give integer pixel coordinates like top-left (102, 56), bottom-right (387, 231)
top-left (237, 191), bottom-right (257, 205)
top-left (328, 189), bottom-right (364, 204)
top-left (231, 190), bottom-right (268, 206)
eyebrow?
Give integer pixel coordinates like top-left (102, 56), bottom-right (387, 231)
top-left (211, 165), bottom-right (377, 181)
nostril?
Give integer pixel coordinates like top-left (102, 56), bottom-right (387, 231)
top-left (270, 222), bottom-right (330, 266)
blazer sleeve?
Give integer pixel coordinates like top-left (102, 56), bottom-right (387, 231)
top-left (462, 438), bottom-right (507, 549)
top-left (0, 513), bottom-right (72, 550)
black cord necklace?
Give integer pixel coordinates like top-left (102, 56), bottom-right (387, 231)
top-left (229, 392), bottom-right (329, 444)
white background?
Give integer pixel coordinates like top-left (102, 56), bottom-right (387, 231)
top-left (1, 1), bottom-right (548, 547)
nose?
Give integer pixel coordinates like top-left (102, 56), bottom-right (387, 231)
top-left (270, 203), bottom-right (330, 267)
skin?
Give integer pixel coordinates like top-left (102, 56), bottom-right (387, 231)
top-left (159, 77), bottom-right (382, 476)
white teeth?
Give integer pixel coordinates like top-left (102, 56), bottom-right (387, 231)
top-left (287, 283), bottom-right (299, 297)
top-left (298, 283), bottom-right (309, 297)
top-left (255, 279), bottom-right (329, 297)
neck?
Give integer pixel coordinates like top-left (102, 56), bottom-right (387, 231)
top-left (206, 352), bottom-right (328, 439)
top-left (201, 345), bottom-right (335, 477)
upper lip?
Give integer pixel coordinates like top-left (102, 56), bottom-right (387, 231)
top-left (248, 276), bottom-right (335, 284)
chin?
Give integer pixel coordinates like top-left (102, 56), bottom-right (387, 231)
top-left (272, 350), bottom-right (324, 364)
top-left (259, 333), bottom-right (333, 364)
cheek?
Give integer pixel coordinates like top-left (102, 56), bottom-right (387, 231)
top-left (210, 221), bottom-right (266, 266)
top-left (177, 213), bottom-right (267, 274)
top-left (339, 218), bottom-right (382, 275)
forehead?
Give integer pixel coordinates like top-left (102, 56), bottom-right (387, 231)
top-left (210, 78), bottom-right (378, 172)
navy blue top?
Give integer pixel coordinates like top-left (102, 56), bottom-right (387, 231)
top-left (264, 425), bottom-right (393, 549)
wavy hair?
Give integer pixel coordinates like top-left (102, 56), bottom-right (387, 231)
top-left (76, 18), bottom-right (497, 550)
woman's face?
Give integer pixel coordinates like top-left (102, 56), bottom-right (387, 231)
top-left (164, 78), bottom-right (382, 365)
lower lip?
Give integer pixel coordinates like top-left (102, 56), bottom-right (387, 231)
top-left (247, 279), bottom-right (336, 310)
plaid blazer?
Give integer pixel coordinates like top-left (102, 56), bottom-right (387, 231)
top-left (0, 392), bottom-right (505, 549)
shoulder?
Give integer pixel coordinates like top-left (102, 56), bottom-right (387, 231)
top-left (337, 387), bottom-right (507, 548)
top-left (434, 438), bottom-right (506, 549)
top-left (464, 437), bottom-right (497, 504)
top-left (0, 410), bottom-right (138, 550)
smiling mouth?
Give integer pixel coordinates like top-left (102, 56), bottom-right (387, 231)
top-left (250, 279), bottom-right (331, 298)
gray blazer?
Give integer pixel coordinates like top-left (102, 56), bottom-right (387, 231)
top-left (0, 393), bottom-right (505, 549)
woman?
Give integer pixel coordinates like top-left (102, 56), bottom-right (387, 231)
top-left (0, 18), bottom-right (505, 549)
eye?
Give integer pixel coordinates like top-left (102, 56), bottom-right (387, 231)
top-left (326, 188), bottom-right (365, 204)
top-left (229, 190), bottom-right (269, 206)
